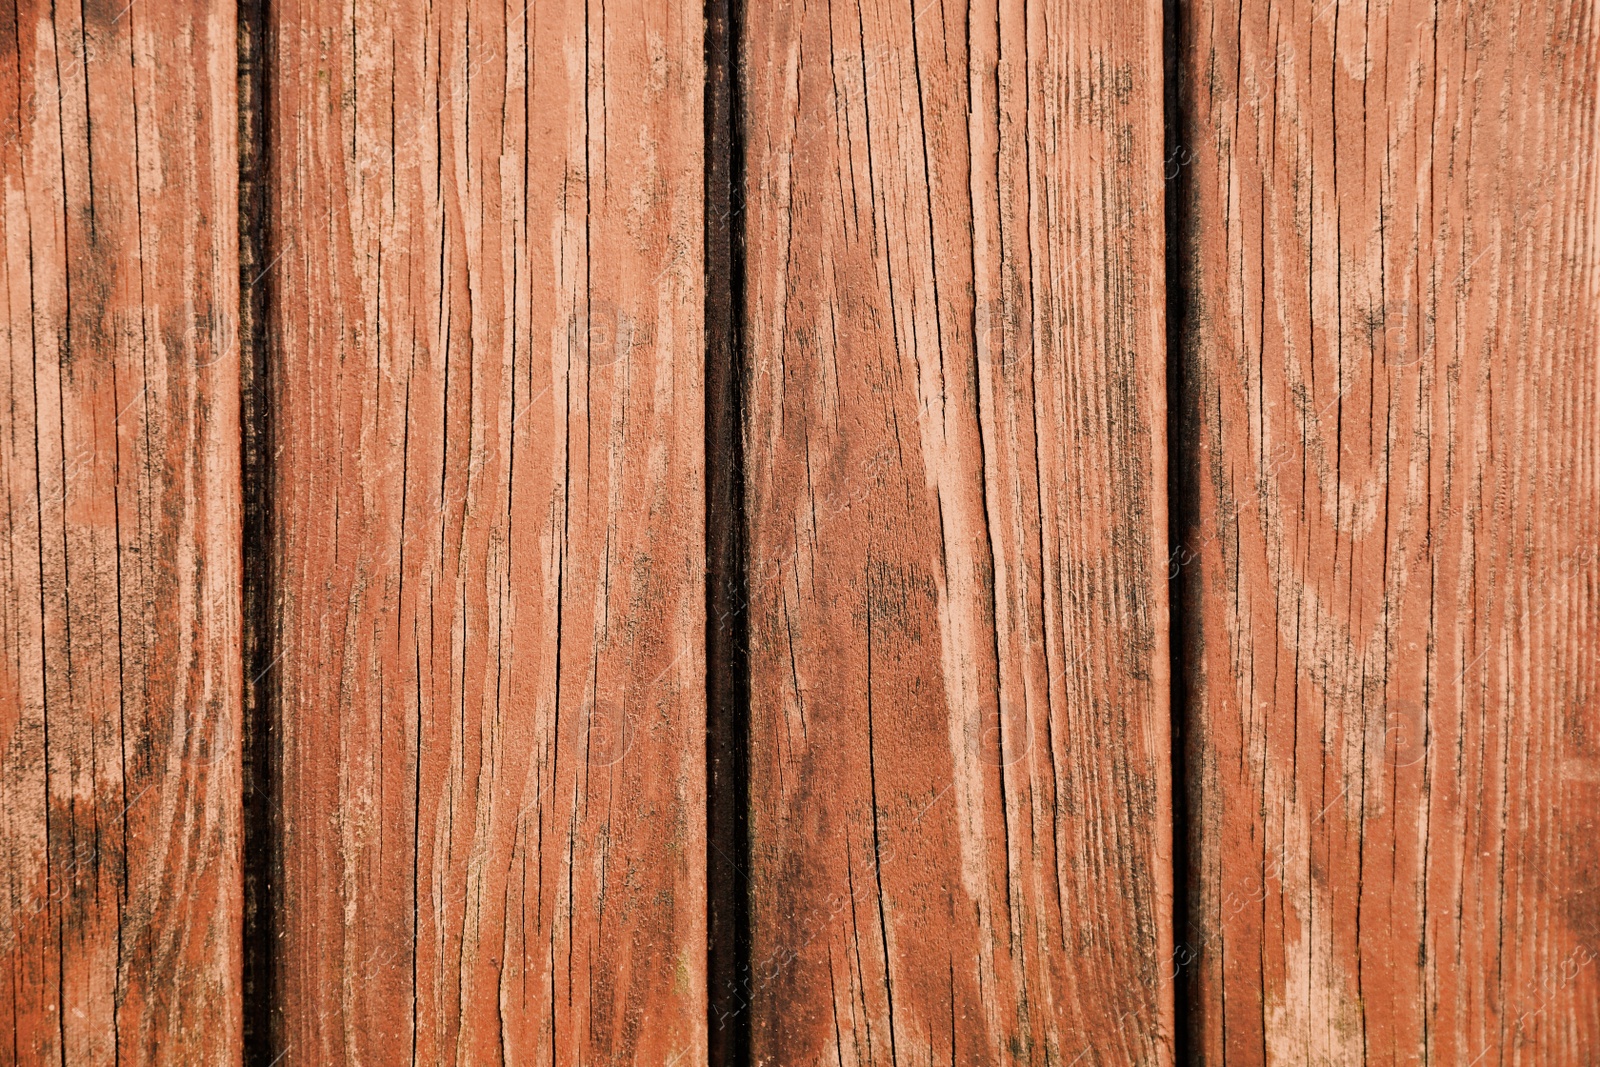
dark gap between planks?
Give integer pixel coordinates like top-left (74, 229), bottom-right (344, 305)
top-left (705, 0), bottom-right (752, 1064)
top-left (239, 0), bottom-right (279, 1061)
top-left (1163, 0), bottom-right (1197, 1059)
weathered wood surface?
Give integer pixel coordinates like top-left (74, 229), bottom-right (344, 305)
top-left (0, 1), bottom-right (242, 1062)
top-left (2, 0), bottom-right (1597, 1060)
top-left (1170, 0), bottom-right (1600, 1060)
top-left (740, 0), bottom-right (1175, 1061)
top-left (267, 0), bottom-right (707, 1061)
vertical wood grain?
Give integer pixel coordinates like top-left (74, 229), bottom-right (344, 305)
top-left (740, 0), bottom-right (1175, 1061)
top-left (1171, 0), bottom-right (1600, 1059)
top-left (0, 0), bottom-right (242, 1061)
top-left (267, 0), bottom-right (707, 1061)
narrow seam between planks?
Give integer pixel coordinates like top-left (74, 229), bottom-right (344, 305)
top-left (704, 0), bottom-right (752, 1063)
top-left (1162, 0), bottom-right (1196, 1061)
top-left (239, 0), bottom-right (279, 1060)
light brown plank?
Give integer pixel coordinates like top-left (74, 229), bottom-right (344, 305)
top-left (1171, 0), bottom-right (1600, 1059)
top-left (0, 0), bottom-right (242, 1061)
top-left (267, 0), bottom-right (707, 1061)
top-left (740, 0), bottom-right (1175, 1061)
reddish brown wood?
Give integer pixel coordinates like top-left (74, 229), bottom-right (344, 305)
top-left (1171, 0), bottom-right (1600, 1059)
top-left (4, 1), bottom-right (1598, 1060)
top-left (267, 0), bottom-right (707, 1061)
top-left (740, 0), bottom-right (1175, 1061)
top-left (0, 1), bottom-right (242, 1062)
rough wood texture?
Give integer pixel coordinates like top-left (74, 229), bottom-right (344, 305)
top-left (740, 0), bottom-right (1174, 1061)
top-left (0, 1), bottom-right (242, 1062)
top-left (268, 0), bottom-right (706, 1061)
top-left (1171, 0), bottom-right (1600, 1060)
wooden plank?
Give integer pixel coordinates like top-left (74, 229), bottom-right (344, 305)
top-left (0, 1), bottom-right (242, 1062)
top-left (1170, 0), bottom-right (1600, 1059)
top-left (267, 0), bottom-right (706, 1061)
top-left (740, 0), bottom-right (1174, 1061)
